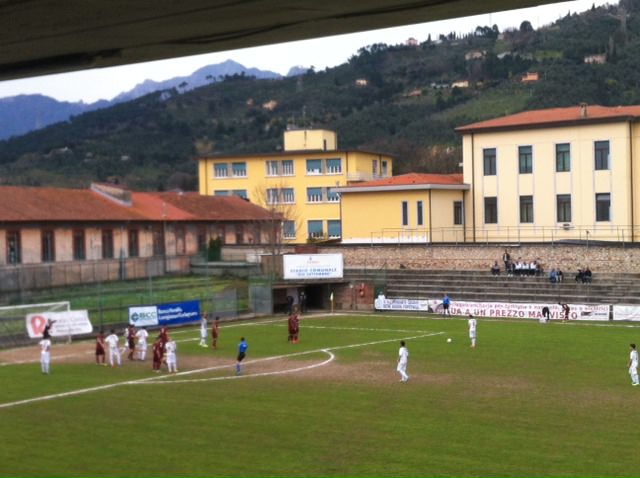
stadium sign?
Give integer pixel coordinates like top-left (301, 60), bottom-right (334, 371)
top-left (375, 297), bottom-right (610, 321)
top-left (283, 254), bottom-right (343, 280)
top-left (26, 310), bottom-right (93, 338)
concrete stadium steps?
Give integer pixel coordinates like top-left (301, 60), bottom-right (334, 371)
top-left (344, 268), bottom-right (640, 305)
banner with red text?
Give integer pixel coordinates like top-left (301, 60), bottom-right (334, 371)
top-left (26, 310), bottom-right (93, 338)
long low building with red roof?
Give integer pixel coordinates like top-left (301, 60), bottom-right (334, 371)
top-left (0, 183), bottom-right (278, 290)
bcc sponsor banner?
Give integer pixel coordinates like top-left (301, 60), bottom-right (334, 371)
top-left (129, 306), bottom-right (159, 326)
top-left (157, 300), bottom-right (201, 325)
top-left (26, 310), bottom-right (93, 338)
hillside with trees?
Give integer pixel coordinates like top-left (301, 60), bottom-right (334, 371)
top-left (1, 0), bottom-right (639, 190)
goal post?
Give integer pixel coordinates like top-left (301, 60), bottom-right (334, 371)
top-left (0, 301), bottom-right (71, 348)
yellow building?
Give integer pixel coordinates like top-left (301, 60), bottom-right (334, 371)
top-left (457, 104), bottom-right (640, 242)
top-left (334, 173), bottom-right (468, 243)
top-left (198, 129), bottom-right (393, 242)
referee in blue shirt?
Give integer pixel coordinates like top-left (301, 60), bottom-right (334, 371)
top-left (236, 337), bottom-right (248, 375)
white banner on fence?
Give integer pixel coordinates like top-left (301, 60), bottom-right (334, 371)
top-left (26, 310), bottom-right (93, 338)
top-left (283, 254), bottom-right (343, 280)
top-left (128, 306), bottom-right (159, 326)
top-left (374, 297), bottom-right (610, 321)
top-left (612, 305), bottom-right (640, 321)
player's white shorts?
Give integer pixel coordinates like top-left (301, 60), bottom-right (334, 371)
top-left (469, 331), bottom-right (476, 339)
top-left (397, 361), bottom-right (407, 373)
top-left (41, 352), bottom-right (50, 364)
top-left (630, 365), bottom-right (638, 376)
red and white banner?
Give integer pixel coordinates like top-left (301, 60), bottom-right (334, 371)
top-left (26, 310), bottom-right (93, 338)
top-left (613, 305), bottom-right (640, 321)
top-left (375, 297), bottom-right (610, 321)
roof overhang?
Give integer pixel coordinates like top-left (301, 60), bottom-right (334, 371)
top-left (334, 183), bottom-right (470, 193)
top-left (1, 0), bottom-right (562, 81)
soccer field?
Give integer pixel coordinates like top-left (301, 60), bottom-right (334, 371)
top-left (1, 314), bottom-right (640, 477)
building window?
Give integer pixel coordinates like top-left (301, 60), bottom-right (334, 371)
top-left (453, 201), bottom-right (463, 225)
top-left (6, 230), bottom-right (21, 264)
top-left (518, 145), bottom-right (532, 174)
top-left (41, 230), bottom-right (55, 263)
top-left (483, 148), bottom-right (496, 176)
top-left (73, 229), bottom-right (85, 261)
top-left (235, 225), bottom-right (244, 245)
top-left (596, 193), bottom-right (611, 222)
top-left (417, 200), bottom-right (424, 226)
top-left (282, 160), bottom-right (294, 175)
top-left (402, 201), bottom-right (409, 226)
top-left (326, 158), bottom-right (342, 174)
top-left (267, 188), bottom-right (279, 204)
top-left (594, 140), bottom-right (610, 170)
top-left (382, 160), bottom-right (389, 176)
top-left (197, 226), bottom-right (207, 252)
top-left (519, 195), bottom-right (534, 223)
top-left (306, 159), bottom-right (322, 175)
top-left (328, 220), bottom-right (342, 238)
top-left (283, 221), bottom-right (296, 239)
top-left (282, 188), bottom-right (295, 203)
top-left (101, 229), bottom-right (114, 259)
top-left (231, 162), bottom-right (247, 177)
top-left (372, 160), bottom-right (378, 175)
top-left (128, 229), bottom-right (139, 258)
top-left (214, 190), bottom-right (229, 196)
top-left (214, 163), bottom-right (228, 178)
top-left (308, 220), bottom-right (324, 239)
top-left (152, 225), bottom-right (165, 256)
top-left (175, 225), bottom-right (186, 255)
top-left (327, 189), bottom-right (340, 202)
top-left (557, 194), bottom-right (572, 223)
top-left (556, 143), bottom-right (571, 172)
top-left (266, 160), bottom-right (279, 176)
top-left (484, 197), bottom-right (497, 224)
top-left (307, 187), bottom-right (323, 203)
top-left (232, 190), bottom-right (247, 199)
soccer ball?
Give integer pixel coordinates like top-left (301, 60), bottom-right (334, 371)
top-left (447, 338), bottom-right (452, 343)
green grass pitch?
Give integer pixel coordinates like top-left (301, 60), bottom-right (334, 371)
top-left (1, 313), bottom-right (640, 477)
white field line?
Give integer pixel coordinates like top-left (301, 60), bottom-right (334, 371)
top-left (0, 331), bottom-right (443, 409)
top-left (141, 350), bottom-right (336, 385)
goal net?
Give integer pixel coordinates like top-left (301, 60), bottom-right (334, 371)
top-left (0, 301), bottom-right (70, 349)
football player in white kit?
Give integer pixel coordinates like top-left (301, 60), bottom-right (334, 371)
top-left (39, 336), bottom-right (51, 374)
top-left (397, 340), bottom-right (409, 382)
top-left (468, 314), bottom-right (477, 348)
top-left (135, 327), bottom-right (149, 361)
top-left (629, 343), bottom-right (639, 386)
top-left (199, 312), bottom-right (208, 347)
top-left (105, 329), bottom-right (121, 367)
top-left (165, 339), bottom-right (178, 373)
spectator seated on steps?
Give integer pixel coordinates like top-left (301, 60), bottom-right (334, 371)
top-left (549, 268), bottom-right (558, 283)
top-left (491, 261), bottom-right (500, 276)
top-left (582, 266), bottom-right (592, 283)
top-left (575, 268), bottom-right (584, 283)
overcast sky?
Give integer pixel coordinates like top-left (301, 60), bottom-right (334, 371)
top-left (0, 0), bottom-right (611, 103)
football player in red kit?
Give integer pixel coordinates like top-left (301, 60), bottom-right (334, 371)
top-left (126, 324), bottom-right (136, 360)
top-left (211, 316), bottom-right (220, 349)
top-left (95, 329), bottom-right (106, 365)
top-left (152, 338), bottom-right (163, 373)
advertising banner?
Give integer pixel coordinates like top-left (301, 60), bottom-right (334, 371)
top-left (613, 305), bottom-right (640, 321)
top-left (375, 297), bottom-right (610, 321)
top-left (283, 254), bottom-right (344, 280)
top-left (128, 305), bottom-right (159, 326)
top-left (26, 310), bottom-right (93, 338)
top-left (157, 300), bottom-right (201, 325)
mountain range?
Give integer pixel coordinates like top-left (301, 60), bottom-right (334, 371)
top-left (1, 1), bottom-right (639, 191)
top-left (0, 59), bottom-right (291, 140)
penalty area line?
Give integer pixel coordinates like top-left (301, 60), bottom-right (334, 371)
top-left (0, 331), bottom-right (443, 409)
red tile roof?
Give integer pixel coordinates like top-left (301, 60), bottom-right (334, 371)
top-left (456, 105), bottom-right (640, 133)
top-left (0, 186), bottom-right (273, 223)
top-left (347, 173), bottom-right (464, 188)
